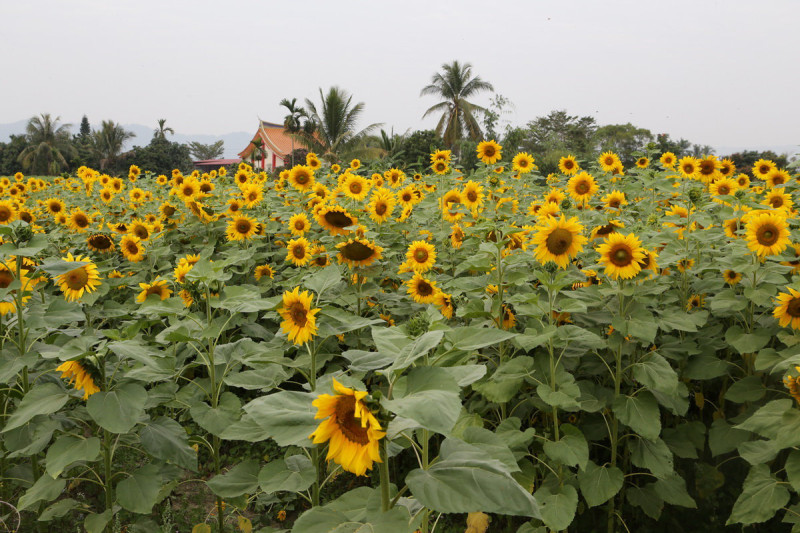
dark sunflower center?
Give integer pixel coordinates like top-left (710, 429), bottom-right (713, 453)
top-left (564, 160), bottom-right (575, 169)
top-left (324, 211), bottom-right (354, 228)
top-left (718, 185), bottom-right (730, 195)
top-left (230, 203), bottom-right (240, 212)
top-left (700, 162), bottom-right (715, 175)
top-left (610, 246), bottom-right (633, 266)
top-left (292, 245), bottom-right (306, 259)
top-left (163, 206), bottom-right (176, 216)
top-left (770, 197), bottom-right (783, 208)
top-left (546, 228), bottom-right (573, 255)
top-left (19, 211), bottom-right (32, 223)
top-left (375, 202), bottom-right (387, 215)
top-left (414, 249), bottom-right (429, 263)
top-left (90, 235), bottom-right (112, 249)
top-left (134, 226), bottom-right (149, 239)
top-left (49, 203), bottom-right (62, 213)
top-left (248, 192), bottom-right (257, 201)
top-left (774, 176), bottom-right (785, 185)
top-left (417, 280), bottom-right (434, 296)
top-left (182, 186), bottom-right (194, 196)
top-left (0, 207), bottom-right (12, 222)
top-left (350, 183), bottom-right (362, 194)
top-left (64, 267), bottom-right (89, 290)
top-left (200, 183), bottom-right (212, 193)
top-left (757, 224), bottom-right (779, 246)
top-left (342, 242), bottom-right (375, 261)
top-left (315, 256), bottom-right (329, 266)
top-left (295, 172), bottom-right (310, 185)
top-left (759, 165), bottom-right (770, 174)
top-left (575, 182), bottom-right (589, 194)
top-left (126, 242), bottom-right (139, 254)
top-left (466, 191), bottom-right (478, 202)
top-left (788, 298), bottom-right (800, 318)
top-left (289, 301), bottom-right (308, 326)
top-left (236, 220), bottom-right (252, 234)
top-left (334, 395), bottom-right (370, 445)
top-left (294, 220), bottom-right (305, 230)
top-left (0, 271), bottom-right (13, 288)
top-left (609, 199), bottom-right (620, 208)
top-left (483, 146), bottom-right (496, 157)
top-left (74, 215), bottom-right (89, 228)
top-left (597, 224), bottom-right (616, 236)
top-left (402, 193), bottom-right (412, 202)
top-left (684, 164), bottom-right (694, 173)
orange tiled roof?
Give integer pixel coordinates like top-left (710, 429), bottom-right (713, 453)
top-left (237, 121), bottom-right (307, 159)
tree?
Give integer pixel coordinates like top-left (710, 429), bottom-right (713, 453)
top-left (593, 123), bottom-right (654, 167)
top-left (280, 98), bottom-right (312, 167)
top-left (188, 140), bottom-right (225, 161)
top-left (483, 94), bottom-right (513, 141)
top-left (17, 114), bottom-right (76, 175)
top-left (123, 137), bottom-right (192, 176)
top-left (153, 118), bottom-right (175, 141)
top-left (725, 150), bottom-right (789, 176)
top-left (79, 115), bottom-right (91, 140)
top-left (517, 110), bottom-right (597, 174)
top-left (296, 87), bottom-right (381, 162)
top-left (420, 60), bottom-right (494, 148)
top-left (93, 120), bottom-right (135, 170)
top-left (393, 130), bottom-right (441, 170)
top-left (0, 135), bottom-right (28, 175)
top-left (654, 133), bottom-right (692, 157)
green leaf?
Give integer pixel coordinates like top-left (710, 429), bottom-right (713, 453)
top-left (448, 327), bottom-right (517, 351)
top-left (738, 440), bottom-right (781, 465)
top-left (578, 461), bottom-right (624, 508)
top-left (406, 439), bottom-right (540, 517)
top-left (139, 417), bottom-right (197, 471)
top-left (735, 399), bottom-right (791, 440)
top-left (212, 285), bottom-right (280, 312)
top-left (727, 464), bottom-right (790, 525)
top-left (473, 356), bottom-right (534, 404)
top-left (535, 482), bottom-right (578, 531)
top-left (86, 383), bottom-right (147, 434)
top-left (726, 326), bottom-right (771, 354)
top-left (709, 419), bottom-right (751, 456)
top-left (259, 455), bottom-right (315, 493)
top-left (785, 450), bottom-right (800, 492)
top-left (242, 391), bottom-right (316, 447)
top-left (3, 382), bottom-right (70, 432)
top-left (632, 352), bottom-right (679, 394)
top-left (190, 392), bottom-right (242, 436)
top-left (318, 308), bottom-right (383, 336)
top-left (543, 425), bottom-right (588, 470)
top-left (292, 504), bottom-right (414, 533)
top-left (612, 391), bottom-right (661, 440)
top-left (45, 435), bottom-right (100, 478)
top-left (387, 330), bottom-right (444, 373)
top-left (627, 484), bottom-right (663, 520)
top-left (630, 437), bottom-right (673, 478)
top-left (84, 510), bottom-right (113, 533)
top-left (116, 464), bottom-right (163, 514)
top-left (383, 367), bottom-right (461, 434)
top-left (303, 264), bottom-right (343, 296)
top-left (18, 474), bottom-right (66, 510)
top-left (653, 473), bottom-right (696, 508)
top-left (207, 459), bottom-right (259, 498)
top-left (684, 355), bottom-right (729, 379)
top-left (38, 498), bottom-right (79, 521)
top-left (725, 376), bottom-right (766, 403)
top-left (462, 427), bottom-right (521, 473)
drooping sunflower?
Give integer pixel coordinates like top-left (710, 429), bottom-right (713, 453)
top-left (406, 273), bottom-right (439, 304)
top-left (367, 189), bottom-right (396, 224)
top-left (55, 361), bottom-right (100, 400)
top-left (136, 280), bottom-right (173, 303)
top-left (596, 232), bottom-right (646, 280)
top-left (501, 304), bottom-right (516, 330)
top-left (336, 238), bottom-right (383, 268)
top-left (310, 245), bottom-right (330, 267)
top-left (678, 156), bottom-right (699, 179)
top-left (278, 286), bottom-right (320, 345)
top-left (531, 216), bottom-right (587, 269)
top-left (288, 165), bottom-right (315, 192)
top-left (724, 217), bottom-right (743, 239)
top-left (602, 191), bottom-right (627, 210)
top-left (226, 214), bottom-right (258, 241)
top-left (87, 234), bottom-right (115, 253)
top-left (405, 241), bottom-right (436, 273)
top-left (723, 270), bottom-right (742, 285)
top-left (120, 235), bottom-right (146, 262)
top-left (285, 237), bottom-right (312, 266)
top-left (659, 152), bottom-right (676, 169)
top-left (567, 172), bottom-right (598, 204)
top-left (476, 140), bottom-right (502, 165)
top-left (450, 224), bottom-right (464, 249)
top-left (316, 205), bottom-right (358, 236)
top-left (56, 253), bottom-right (101, 302)
top-left (744, 211), bottom-right (790, 257)
top-left (752, 159), bottom-right (776, 180)
top-left (309, 379), bottom-right (385, 476)
top-left (774, 288), bottom-right (800, 330)
top-left (434, 291), bottom-right (455, 319)
top-left (254, 264), bottom-right (275, 280)
top-left (512, 152), bottom-right (535, 173)
top-left (558, 155), bottom-right (580, 176)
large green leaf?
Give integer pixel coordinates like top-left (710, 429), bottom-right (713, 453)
top-left (139, 417), bottom-right (197, 471)
top-left (207, 459), bottom-right (259, 498)
top-left (242, 391), bottom-right (317, 447)
top-left (259, 455), bottom-right (315, 493)
top-left (387, 330), bottom-right (444, 374)
top-left (84, 510), bottom-right (113, 533)
top-left (653, 473), bottom-right (696, 508)
top-left (447, 327), bottom-right (517, 351)
top-left (18, 474), bottom-right (66, 510)
top-left (612, 391), bottom-right (661, 440)
top-left (709, 419), bottom-right (751, 456)
top-left (535, 482), bottom-right (578, 531)
top-left (212, 285), bottom-right (280, 313)
top-left (383, 367), bottom-right (461, 434)
top-left (116, 464), bottom-right (163, 514)
top-left (727, 464), bottom-right (790, 525)
top-left (542, 425), bottom-right (588, 470)
top-left (630, 437), bottom-right (673, 478)
top-left (3, 382), bottom-right (70, 432)
top-left (578, 461), bottom-right (624, 508)
top-left (292, 505), bottom-right (414, 533)
top-left (45, 435), bottom-right (100, 478)
top-left (189, 392), bottom-right (242, 436)
top-left (632, 352), bottom-right (679, 394)
top-left (86, 383), bottom-right (147, 434)
top-left (473, 356), bottom-right (534, 404)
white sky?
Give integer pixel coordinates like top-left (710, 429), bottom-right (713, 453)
top-left (2, 0), bottom-right (798, 149)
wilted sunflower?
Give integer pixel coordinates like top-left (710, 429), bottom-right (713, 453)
top-left (56, 361), bottom-right (99, 400)
top-left (405, 241), bottom-right (436, 272)
top-left (476, 140), bottom-right (502, 165)
top-left (137, 280), bottom-right (173, 303)
top-left (226, 214), bottom-right (258, 241)
top-left (659, 152), bottom-right (676, 168)
top-left (278, 286), bottom-right (320, 345)
top-left (285, 237), bottom-right (311, 266)
top-left (406, 273), bottom-right (439, 304)
top-left (368, 189), bottom-right (396, 224)
top-left (56, 253), bottom-right (101, 302)
top-left (531, 216), bottom-right (586, 269)
top-left (752, 158), bottom-right (776, 180)
top-left (774, 288), bottom-right (800, 330)
top-left (723, 269), bottom-right (742, 285)
top-left (512, 152), bottom-right (535, 173)
top-left (336, 238), bottom-right (383, 268)
top-left (567, 172), bottom-right (598, 204)
top-left (744, 211), bottom-right (790, 257)
top-left (87, 234), bottom-right (115, 253)
top-left (120, 235), bottom-right (145, 262)
top-left (558, 155), bottom-right (580, 176)
top-left (596, 233), bottom-right (646, 280)
top-left (288, 165), bottom-right (315, 191)
top-left (254, 264), bottom-right (275, 280)
top-left (316, 205), bottom-right (358, 236)
top-left (309, 379), bottom-right (385, 476)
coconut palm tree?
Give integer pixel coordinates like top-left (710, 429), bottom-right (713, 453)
top-left (280, 98), bottom-right (310, 167)
top-left (17, 114), bottom-right (76, 174)
top-left (153, 118), bottom-right (175, 140)
top-left (93, 120), bottom-right (135, 170)
top-left (420, 61), bottom-right (494, 148)
top-left (296, 87), bottom-right (381, 163)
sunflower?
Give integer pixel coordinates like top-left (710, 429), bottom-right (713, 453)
top-left (635, 157), bottom-right (650, 169)
top-left (676, 258), bottom-right (694, 273)
top-left (709, 177), bottom-right (738, 198)
top-left (226, 214), bottom-right (258, 241)
top-left (278, 287), bottom-right (320, 345)
top-left (240, 183), bottom-right (264, 207)
top-left (752, 159), bottom-right (776, 180)
top-left (330, 164), bottom-right (341, 174)
top-left (745, 211), bottom-right (790, 257)
top-left (56, 253), bottom-right (101, 302)
top-left (723, 270), bottom-right (742, 285)
top-left (173, 262), bottom-right (192, 284)
top-left (137, 280), bottom-right (173, 303)
top-left (686, 294), bottom-right (705, 312)
top-left (254, 264), bottom-right (275, 280)
top-left (723, 217), bottom-right (743, 239)
top-left (784, 368), bottom-right (800, 405)
top-left (476, 140), bottom-right (502, 165)
top-left (598, 152), bottom-right (621, 172)
top-left (285, 237), bottom-right (311, 266)
top-left (719, 158), bottom-right (736, 177)
top-left (87, 234), bottom-right (115, 253)
top-left (544, 188), bottom-right (565, 205)
top-left (774, 288), bottom-right (800, 330)
top-left (512, 152), bottom-right (535, 173)
top-left (288, 165), bottom-right (315, 191)
top-left (660, 152), bottom-right (677, 168)
top-left (159, 201), bottom-right (179, 220)
top-left (385, 168), bottom-right (406, 188)
top-left (537, 202), bottom-right (561, 220)
top-left (431, 160), bottom-right (449, 174)
top-left (763, 189), bottom-right (793, 211)
top-left (311, 245), bottom-right (330, 267)
top-left (558, 155), bottom-right (580, 176)
top-left (434, 291), bottom-right (455, 319)
top-left (367, 189), bottom-right (396, 224)
top-left (0, 200), bottom-right (19, 225)
top-left (99, 189), bottom-right (114, 203)
top-left (128, 219), bottom-right (153, 241)
top-left (501, 304), bottom-right (516, 329)
top-left (129, 187), bottom-right (145, 203)
top-left (405, 241), bottom-right (436, 273)
top-left (406, 273), bottom-right (439, 304)
top-left (567, 172), bottom-right (598, 204)
top-left (316, 205), bottom-right (358, 236)
top-left (309, 379), bottom-right (385, 476)
top-left (596, 233), bottom-right (646, 280)
top-left (0, 260), bottom-right (35, 315)
top-left (450, 224), bottom-right (464, 249)
top-left (306, 152), bottom-right (321, 170)
top-left (602, 190), bottom-right (627, 210)
top-left (430, 149), bottom-right (451, 163)
top-left (531, 216), bottom-right (586, 269)
top-left (342, 174), bottom-right (370, 202)
top-left (678, 156), bottom-right (699, 179)
top-left (288, 213), bottom-right (311, 236)
top-left (782, 244), bottom-right (800, 274)
top-left (336, 238), bottom-right (383, 268)
top-left (120, 235), bottom-right (146, 262)
top-left (766, 168), bottom-right (790, 188)
top-left (397, 186), bottom-right (417, 209)
top-left (697, 155), bottom-right (721, 182)
top-left (176, 178), bottom-right (201, 202)
top-left (56, 361), bottom-right (99, 400)
top-left (45, 198), bottom-right (65, 216)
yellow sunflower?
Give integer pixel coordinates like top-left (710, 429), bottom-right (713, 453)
top-left (531, 216), bottom-right (587, 269)
top-left (697, 155), bottom-right (721, 182)
top-left (596, 233), bottom-right (646, 280)
top-left (602, 191), bottom-right (627, 210)
top-left (450, 224), bottom-right (464, 249)
top-left (45, 198), bottom-right (66, 217)
top-left (336, 238), bottom-right (383, 268)
top-left (285, 237), bottom-right (312, 266)
top-left (434, 291), bottom-right (455, 319)
top-left (240, 183), bottom-right (264, 207)
top-left (431, 159), bottom-right (449, 174)
top-left (512, 152), bottom-right (535, 173)
top-left (782, 244), bottom-right (800, 274)
top-left (763, 188), bottom-right (793, 211)
top-left (723, 270), bottom-right (742, 285)
top-left (226, 214), bottom-right (258, 241)
top-left (430, 149), bottom-right (451, 163)
top-left (659, 152), bottom-right (676, 168)
top-left (744, 211), bottom-right (790, 257)
top-left (0, 260), bottom-right (35, 315)
top-left (405, 241), bottom-right (436, 273)
top-left (306, 152), bottom-right (321, 170)
top-left (342, 174), bottom-right (370, 202)
top-left (254, 264), bottom-right (275, 280)
top-left (775, 288), bottom-right (800, 330)
top-left (288, 213), bottom-right (311, 236)
top-left (278, 287), bottom-right (320, 345)
top-left (635, 157), bottom-right (650, 169)
top-left (56, 253), bottom-right (101, 302)
top-left (766, 168), bottom-right (790, 188)
top-left (558, 155), bottom-right (580, 176)
top-left (309, 379), bottom-right (385, 476)
top-left (128, 219), bottom-right (153, 241)
top-left (476, 140), bottom-right (502, 165)
top-left (686, 294), bottom-right (705, 312)
top-left (752, 159), bottom-right (776, 180)
top-left (678, 156), bottom-right (699, 179)
top-left (406, 273), bottom-right (439, 304)
top-left (566, 172), bottom-right (598, 204)
top-left (120, 235), bottom-right (146, 262)
top-left (599, 152), bottom-right (621, 172)
top-left (719, 158), bottom-right (736, 177)
top-left (316, 205), bottom-right (358, 236)
top-left (173, 263), bottom-right (192, 284)
top-left (55, 361), bottom-right (100, 400)
top-left (136, 280), bottom-right (173, 303)
top-left (288, 165), bottom-right (315, 191)
top-left (86, 234), bottom-right (115, 253)
top-left (368, 189), bottom-right (396, 224)
top-left (67, 209), bottom-right (92, 232)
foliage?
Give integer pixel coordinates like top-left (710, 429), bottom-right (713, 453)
top-left (93, 120), bottom-right (136, 170)
top-left (725, 150), bottom-right (789, 177)
top-left (17, 114), bottom-right (76, 175)
top-left (593, 123), bottom-right (654, 167)
top-left (122, 137), bottom-right (192, 175)
top-left (0, 134), bottom-right (28, 175)
top-left (153, 118), bottom-right (175, 141)
top-left (188, 140), bottom-right (225, 161)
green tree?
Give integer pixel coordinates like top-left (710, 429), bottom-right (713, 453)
top-left (79, 115), bottom-right (91, 140)
top-left (518, 110), bottom-right (597, 174)
top-left (280, 98), bottom-right (312, 167)
top-left (725, 150), bottom-right (789, 176)
top-left (593, 123), bottom-right (654, 167)
top-left (654, 133), bottom-right (692, 157)
top-left (297, 87), bottom-right (381, 162)
top-left (153, 118), bottom-right (175, 141)
top-left (394, 130), bottom-right (441, 170)
top-left (188, 140), bottom-right (225, 161)
top-left (0, 134), bottom-right (28, 175)
top-left (93, 120), bottom-right (136, 170)
top-left (420, 60), bottom-right (494, 148)
top-left (123, 138), bottom-right (192, 175)
top-left (17, 113), bottom-right (76, 175)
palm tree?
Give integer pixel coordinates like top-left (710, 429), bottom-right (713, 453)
top-left (280, 98), bottom-right (310, 166)
top-left (93, 120), bottom-right (135, 170)
top-left (420, 61), bottom-right (494, 148)
top-left (296, 87), bottom-right (381, 163)
top-left (154, 118), bottom-right (175, 141)
top-left (17, 114), bottom-right (76, 175)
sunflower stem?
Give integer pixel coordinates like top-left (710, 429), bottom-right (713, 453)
top-left (379, 439), bottom-right (391, 512)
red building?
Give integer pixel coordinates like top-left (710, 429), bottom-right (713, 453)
top-left (238, 121), bottom-right (304, 171)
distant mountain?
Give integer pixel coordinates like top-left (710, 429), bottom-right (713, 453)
top-left (0, 121), bottom-right (252, 159)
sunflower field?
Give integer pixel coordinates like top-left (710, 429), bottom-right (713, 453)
top-left (1, 145), bottom-right (800, 533)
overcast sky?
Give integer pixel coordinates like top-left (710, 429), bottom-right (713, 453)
top-left (2, 0), bottom-right (798, 151)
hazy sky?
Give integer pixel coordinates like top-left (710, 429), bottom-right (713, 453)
top-left (2, 0), bottom-right (798, 150)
